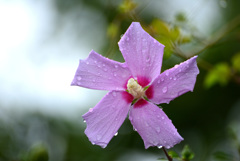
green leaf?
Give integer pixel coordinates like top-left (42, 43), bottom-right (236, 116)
top-left (175, 12), bottom-right (187, 22)
top-left (181, 145), bottom-right (194, 161)
top-left (213, 151), bottom-right (234, 161)
top-left (170, 26), bottom-right (180, 41)
top-left (150, 19), bottom-right (170, 37)
top-left (168, 150), bottom-right (180, 158)
top-left (118, 0), bottom-right (137, 13)
top-left (26, 144), bottom-right (49, 161)
top-left (232, 52), bottom-right (240, 73)
top-left (204, 63), bottom-right (231, 88)
top-left (107, 23), bottom-right (119, 39)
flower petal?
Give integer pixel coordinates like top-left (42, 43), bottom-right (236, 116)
top-left (129, 100), bottom-right (183, 149)
top-left (82, 91), bottom-right (133, 148)
top-left (146, 56), bottom-right (199, 104)
top-left (71, 50), bottom-right (132, 90)
top-left (118, 22), bottom-right (164, 84)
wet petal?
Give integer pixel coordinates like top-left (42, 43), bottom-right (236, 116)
top-left (129, 100), bottom-right (183, 149)
top-left (83, 91), bottom-right (133, 148)
top-left (71, 50), bottom-right (132, 90)
top-left (146, 56), bottom-right (199, 104)
top-left (118, 22), bottom-right (164, 83)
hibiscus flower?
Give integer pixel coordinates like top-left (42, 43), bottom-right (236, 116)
top-left (71, 22), bottom-right (199, 149)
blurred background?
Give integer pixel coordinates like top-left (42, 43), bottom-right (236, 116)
top-left (0, 0), bottom-right (240, 160)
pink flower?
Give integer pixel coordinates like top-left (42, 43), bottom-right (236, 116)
top-left (71, 22), bottom-right (199, 149)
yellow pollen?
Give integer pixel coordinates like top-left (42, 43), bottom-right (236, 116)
top-left (127, 78), bottom-right (145, 99)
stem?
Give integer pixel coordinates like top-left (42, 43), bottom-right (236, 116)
top-left (162, 147), bottom-right (172, 161)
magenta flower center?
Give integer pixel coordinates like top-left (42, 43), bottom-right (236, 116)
top-left (127, 78), bottom-right (145, 99)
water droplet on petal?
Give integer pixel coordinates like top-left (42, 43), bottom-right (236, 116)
top-left (156, 127), bottom-right (160, 133)
top-left (114, 132), bottom-right (118, 136)
top-left (77, 82), bottom-right (81, 86)
top-left (91, 142), bottom-right (95, 145)
top-left (163, 140), bottom-right (167, 144)
top-left (112, 91), bottom-right (117, 97)
top-left (161, 116), bottom-right (165, 120)
top-left (133, 128), bottom-right (137, 131)
top-left (114, 64), bottom-right (118, 68)
top-left (126, 37), bottom-right (129, 41)
top-left (179, 69), bottom-right (182, 72)
top-left (162, 87), bottom-right (168, 93)
top-left (83, 119), bottom-right (86, 123)
top-left (157, 80), bottom-right (161, 84)
top-left (89, 108), bottom-right (93, 112)
top-left (97, 135), bottom-right (102, 141)
top-left (157, 145), bottom-right (163, 149)
top-left (173, 77), bottom-right (177, 81)
top-left (94, 60), bottom-right (97, 64)
top-left (77, 76), bottom-right (82, 81)
top-left (102, 64), bottom-right (105, 67)
top-left (113, 72), bottom-right (117, 77)
top-left (86, 61), bottom-right (89, 64)
top-left (161, 78), bottom-right (164, 82)
top-left (165, 71), bottom-right (169, 76)
top-left (169, 77), bottom-right (172, 80)
top-left (97, 64), bottom-right (101, 68)
top-left (166, 145), bottom-right (171, 149)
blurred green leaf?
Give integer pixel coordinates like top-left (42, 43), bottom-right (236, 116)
top-left (204, 63), bottom-right (231, 88)
top-left (181, 145), bottom-right (194, 161)
top-left (168, 150), bottom-right (180, 158)
top-left (107, 23), bottom-right (119, 39)
top-left (213, 151), bottom-right (234, 161)
top-left (26, 144), bottom-right (49, 161)
top-left (170, 26), bottom-right (180, 41)
top-left (232, 52), bottom-right (240, 73)
top-left (151, 19), bottom-right (170, 37)
top-left (175, 12), bottom-right (187, 22)
top-left (118, 0), bottom-right (137, 13)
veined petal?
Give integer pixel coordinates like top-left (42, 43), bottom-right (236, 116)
top-left (146, 56), bottom-right (199, 104)
top-left (118, 22), bottom-right (164, 84)
top-left (71, 50), bottom-right (132, 91)
top-left (129, 100), bottom-right (183, 149)
top-left (82, 91), bottom-right (133, 148)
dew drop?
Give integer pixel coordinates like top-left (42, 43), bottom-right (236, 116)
top-left (114, 132), bottom-right (118, 136)
top-left (112, 92), bottom-right (117, 97)
top-left (102, 64), bottom-right (105, 67)
top-left (77, 76), bottom-right (82, 81)
top-left (114, 64), bottom-right (118, 68)
top-left (89, 108), bottom-right (93, 112)
top-left (166, 145), bottom-right (170, 149)
top-left (165, 71), bottom-right (169, 76)
top-left (179, 69), bottom-right (182, 72)
top-left (83, 119), bottom-right (86, 123)
top-left (161, 116), bottom-right (165, 120)
top-left (113, 72), bottom-right (117, 77)
top-left (173, 77), bottom-right (177, 81)
top-left (97, 64), bottom-right (101, 67)
top-left (156, 127), bottom-right (160, 133)
top-left (86, 61), bottom-right (89, 64)
top-left (133, 128), bottom-right (137, 131)
top-left (97, 135), bottom-right (102, 141)
top-left (169, 77), bottom-right (172, 80)
top-left (77, 82), bottom-right (81, 86)
top-left (162, 86), bottom-right (168, 93)
top-left (157, 145), bottom-right (163, 149)
top-left (94, 60), bottom-right (97, 64)
top-left (91, 142), bottom-right (95, 145)
top-left (157, 80), bottom-right (161, 84)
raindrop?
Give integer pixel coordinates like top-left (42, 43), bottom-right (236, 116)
top-left (157, 146), bottom-right (163, 149)
top-left (83, 119), bottom-right (86, 123)
top-left (133, 128), bottom-right (137, 131)
top-left (161, 116), bottom-right (165, 120)
top-left (112, 92), bottom-right (117, 97)
top-left (114, 64), bottom-right (118, 68)
top-left (89, 108), bottom-right (93, 112)
top-left (126, 37), bottom-right (129, 41)
top-left (156, 127), bottom-right (160, 133)
top-left (157, 80), bottom-right (161, 84)
top-left (162, 87), bottom-right (168, 93)
top-left (91, 142), bottom-right (95, 145)
top-left (165, 71), bottom-right (169, 76)
top-left (97, 135), bottom-right (102, 141)
top-left (129, 117), bottom-right (133, 121)
top-left (77, 82), bottom-right (81, 86)
top-left (94, 60), bottom-right (97, 64)
top-left (179, 69), bottom-right (182, 72)
top-left (102, 64), bottom-right (105, 67)
top-left (169, 77), bottom-right (172, 80)
top-left (154, 39), bottom-right (157, 43)
top-left (77, 76), bottom-right (82, 81)
top-left (173, 77), bottom-right (177, 81)
top-left (113, 72), bottom-right (117, 77)
top-left (86, 61), bottom-right (89, 65)
top-left (97, 64), bottom-right (101, 68)
top-left (166, 145), bottom-right (170, 149)
top-left (174, 64), bottom-right (179, 68)
top-left (114, 132), bottom-right (118, 136)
